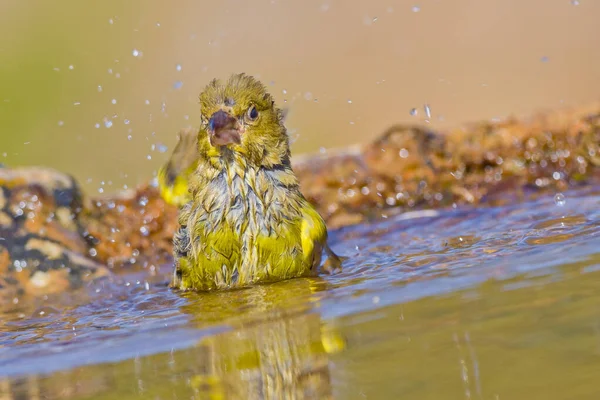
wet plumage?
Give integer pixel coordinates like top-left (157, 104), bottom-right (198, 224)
top-left (171, 73), bottom-right (340, 291)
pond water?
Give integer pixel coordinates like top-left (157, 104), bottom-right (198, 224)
top-left (1, 184), bottom-right (599, 399)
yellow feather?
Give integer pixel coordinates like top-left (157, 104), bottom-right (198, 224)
top-left (158, 165), bottom-right (195, 206)
top-left (157, 128), bottom-right (199, 207)
top-left (300, 202), bottom-right (327, 270)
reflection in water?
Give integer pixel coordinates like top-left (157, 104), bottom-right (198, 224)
top-left (332, 252), bottom-right (600, 399)
top-left (180, 279), bottom-right (344, 399)
top-left (3, 279), bottom-right (345, 400)
top-left (188, 312), bottom-right (332, 399)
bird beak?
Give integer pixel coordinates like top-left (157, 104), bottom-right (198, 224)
top-left (207, 110), bottom-right (242, 147)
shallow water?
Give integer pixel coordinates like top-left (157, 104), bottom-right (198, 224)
top-left (1, 185), bottom-right (600, 399)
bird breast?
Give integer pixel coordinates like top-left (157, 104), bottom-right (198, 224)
top-left (195, 165), bottom-right (301, 237)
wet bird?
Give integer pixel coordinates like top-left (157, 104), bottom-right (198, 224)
top-left (170, 73), bottom-right (341, 291)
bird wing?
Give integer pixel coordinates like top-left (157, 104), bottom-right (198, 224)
top-left (300, 201), bottom-right (343, 274)
top-left (299, 202), bottom-right (328, 271)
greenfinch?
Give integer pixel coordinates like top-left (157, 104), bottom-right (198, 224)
top-left (170, 73), bottom-right (341, 291)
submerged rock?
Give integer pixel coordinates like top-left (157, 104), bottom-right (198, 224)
top-left (0, 103), bottom-right (599, 296)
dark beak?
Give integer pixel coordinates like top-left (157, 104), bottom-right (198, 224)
top-left (208, 110), bottom-right (241, 147)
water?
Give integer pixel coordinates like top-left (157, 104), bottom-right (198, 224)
top-left (1, 185), bottom-right (600, 399)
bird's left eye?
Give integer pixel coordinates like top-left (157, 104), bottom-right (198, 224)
top-left (247, 105), bottom-right (259, 121)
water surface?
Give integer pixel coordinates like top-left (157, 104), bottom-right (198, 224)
top-left (1, 185), bottom-right (599, 399)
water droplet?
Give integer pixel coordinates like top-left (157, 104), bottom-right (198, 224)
top-left (347, 99), bottom-right (353, 104)
top-left (57, 121), bottom-right (64, 126)
top-left (147, 155), bottom-right (152, 160)
top-left (540, 56), bottom-right (549, 63)
top-left (94, 123), bottom-right (100, 129)
top-left (554, 193), bottom-right (566, 206)
top-left (399, 148), bottom-right (409, 158)
top-left (68, 65), bottom-right (74, 70)
top-left (124, 119), bottom-right (130, 125)
top-left (98, 188), bottom-right (104, 194)
top-left (111, 99), bottom-right (117, 105)
top-left (132, 48), bottom-right (140, 57)
top-left (282, 89), bottom-right (287, 94)
top-left (571, 0), bottom-right (580, 5)
top-left (553, 171), bottom-right (562, 180)
top-left (97, 85), bottom-right (103, 92)
top-left (424, 104), bottom-right (431, 119)
top-left (157, 144), bottom-right (168, 153)
top-left (409, 108), bottom-right (418, 116)
top-left (104, 120), bottom-right (113, 128)
top-left (176, 64), bottom-right (182, 71)
top-left (108, 18), bottom-right (114, 24)
top-left (144, 99), bottom-right (150, 105)
top-left (173, 81), bottom-right (183, 89)
top-left (127, 135), bottom-right (132, 140)
top-left (412, 5), bottom-right (421, 12)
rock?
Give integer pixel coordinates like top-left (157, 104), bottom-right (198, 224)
top-left (0, 167), bottom-right (108, 298)
top-left (1, 103), bottom-right (599, 296)
top-left (294, 105), bottom-right (600, 227)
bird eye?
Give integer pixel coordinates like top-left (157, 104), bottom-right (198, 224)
top-left (247, 105), bottom-right (259, 121)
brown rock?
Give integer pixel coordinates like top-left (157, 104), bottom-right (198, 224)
top-left (294, 104), bottom-right (600, 228)
top-left (0, 167), bottom-right (108, 298)
top-left (1, 102), bottom-right (599, 297)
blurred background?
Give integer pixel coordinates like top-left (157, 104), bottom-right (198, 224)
top-left (1, 0), bottom-right (599, 194)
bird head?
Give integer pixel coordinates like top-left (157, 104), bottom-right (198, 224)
top-left (198, 73), bottom-right (289, 168)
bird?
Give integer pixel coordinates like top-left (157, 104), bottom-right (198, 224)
top-left (170, 73), bottom-right (341, 291)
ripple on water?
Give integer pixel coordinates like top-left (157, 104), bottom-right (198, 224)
top-left (1, 186), bottom-right (600, 399)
